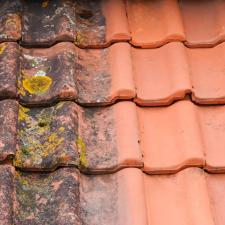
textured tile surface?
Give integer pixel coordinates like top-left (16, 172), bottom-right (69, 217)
top-left (18, 42), bottom-right (135, 106)
top-left (0, 1), bottom-right (21, 42)
top-left (14, 101), bottom-right (142, 172)
top-left (133, 42), bottom-right (225, 105)
top-left (0, 42), bottom-right (19, 99)
top-left (126, 0), bottom-right (225, 48)
top-left (138, 100), bottom-right (225, 173)
top-left (0, 166), bottom-right (146, 225)
top-left (0, 100), bottom-right (18, 162)
top-left (21, 0), bottom-right (129, 47)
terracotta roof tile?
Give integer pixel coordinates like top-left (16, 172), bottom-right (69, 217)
top-left (0, 1), bottom-right (21, 42)
top-left (138, 100), bottom-right (225, 174)
top-left (21, 0), bottom-right (130, 47)
top-left (0, 42), bottom-right (19, 98)
top-left (126, 0), bottom-right (225, 48)
top-left (144, 168), bottom-right (215, 225)
top-left (14, 101), bottom-right (142, 172)
top-left (0, 100), bottom-right (18, 161)
top-left (18, 42), bottom-right (135, 106)
top-left (0, 165), bottom-right (146, 225)
top-left (133, 42), bottom-right (225, 105)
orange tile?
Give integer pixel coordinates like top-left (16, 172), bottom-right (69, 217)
top-left (133, 42), bottom-right (191, 106)
top-left (144, 168), bottom-right (214, 225)
top-left (138, 100), bottom-right (225, 173)
top-left (180, 0), bottom-right (225, 47)
top-left (126, 0), bottom-right (185, 48)
top-left (133, 42), bottom-right (225, 106)
top-left (127, 0), bottom-right (225, 48)
top-left (138, 101), bottom-right (205, 173)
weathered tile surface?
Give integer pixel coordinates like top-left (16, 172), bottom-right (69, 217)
top-left (0, 165), bottom-right (14, 225)
top-left (0, 1), bottom-right (21, 41)
top-left (14, 101), bottom-right (142, 172)
top-left (21, 0), bottom-right (129, 47)
top-left (0, 100), bottom-right (18, 161)
top-left (19, 42), bottom-right (77, 106)
top-left (0, 42), bottom-right (19, 98)
top-left (14, 168), bottom-right (80, 225)
top-left (14, 102), bottom-right (79, 170)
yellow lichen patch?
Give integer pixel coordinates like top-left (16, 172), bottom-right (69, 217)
top-left (22, 76), bottom-right (52, 95)
top-left (0, 43), bottom-right (6, 55)
top-left (18, 105), bottom-right (30, 122)
top-left (42, 0), bottom-right (49, 8)
top-left (76, 137), bottom-right (88, 168)
top-left (74, 32), bottom-right (85, 46)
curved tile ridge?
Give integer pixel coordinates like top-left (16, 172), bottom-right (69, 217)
top-left (144, 168), bottom-right (215, 225)
top-left (126, 0), bottom-right (225, 48)
top-left (133, 42), bottom-right (225, 106)
top-left (138, 100), bottom-right (225, 174)
top-left (0, 165), bottom-right (147, 225)
top-left (13, 101), bottom-right (142, 172)
top-left (18, 42), bottom-right (135, 106)
top-left (21, 0), bottom-right (130, 47)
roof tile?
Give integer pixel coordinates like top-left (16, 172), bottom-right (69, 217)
top-left (18, 42), bottom-right (135, 106)
top-left (138, 100), bottom-right (225, 173)
top-left (0, 100), bottom-right (18, 161)
top-left (0, 1), bottom-right (21, 42)
top-left (21, 0), bottom-right (129, 47)
top-left (126, 0), bottom-right (225, 48)
top-left (0, 42), bottom-right (19, 98)
top-left (0, 166), bottom-right (146, 225)
top-left (14, 101), bottom-right (142, 172)
top-left (144, 168), bottom-right (214, 225)
top-left (133, 42), bottom-right (225, 105)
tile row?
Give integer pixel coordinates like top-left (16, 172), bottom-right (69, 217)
top-left (1, 166), bottom-right (225, 225)
top-left (3, 99), bottom-right (225, 173)
top-left (1, 0), bottom-right (225, 48)
top-left (2, 41), bottom-right (225, 106)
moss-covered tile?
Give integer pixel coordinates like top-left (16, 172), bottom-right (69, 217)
top-left (14, 101), bottom-right (79, 170)
top-left (18, 42), bottom-right (77, 106)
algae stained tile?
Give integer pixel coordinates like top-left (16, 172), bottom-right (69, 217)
top-left (0, 1), bottom-right (21, 41)
top-left (0, 165), bottom-right (14, 225)
top-left (14, 168), bottom-right (80, 225)
top-left (19, 42), bottom-right (77, 106)
top-left (0, 42), bottom-right (20, 98)
top-left (14, 101), bottom-right (79, 170)
top-left (0, 100), bottom-right (18, 161)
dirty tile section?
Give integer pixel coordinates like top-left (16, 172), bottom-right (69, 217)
top-left (18, 42), bottom-right (135, 106)
top-left (0, 1), bottom-right (21, 42)
top-left (133, 42), bottom-right (225, 106)
top-left (0, 166), bottom-right (146, 225)
top-left (0, 42), bottom-right (19, 99)
top-left (126, 0), bottom-right (225, 48)
top-left (79, 102), bottom-right (142, 173)
top-left (0, 165), bottom-right (14, 225)
top-left (14, 168), bottom-right (80, 225)
top-left (21, 0), bottom-right (129, 47)
top-left (19, 42), bottom-right (77, 106)
top-left (14, 101), bottom-right (142, 172)
top-left (0, 100), bottom-right (18, 162)
top-left (138, 100), bottom-right (225, 173)
top-left (75, 42), bottom-right (135, 105)
top-left (14, 101), bottom-right (79, 171)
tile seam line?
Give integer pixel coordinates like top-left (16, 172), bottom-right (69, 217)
top-left (2, 39), bottom-right (225, 50)
top-left (2, 97), bottom-right (225, 110)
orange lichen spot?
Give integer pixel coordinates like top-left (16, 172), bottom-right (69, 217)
top-left (76, 137), bottom-right (88, 168)
top-left (0, 44), bottom-right (6, 55)
top-left (22, 76), bottom-right (52, 94)
top-left (42, 0), bottom-right (49, 8)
